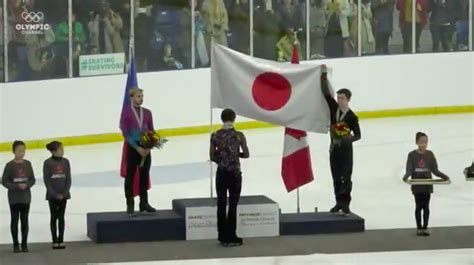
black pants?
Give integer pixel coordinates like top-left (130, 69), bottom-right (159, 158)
top-left (401, 24), bottom-right (422, 53)
top-left (49, 199), bottom-right (67, 243)
top-left (9, 203), bottom-right (30, 246)
top-left (414, 193), bottom-right (431, 229)
top-left (216, 168), bottom-right (242, 242)
top-left (125, 144), bottom-right (151, 206)
top-left (375, 32), bottom-right (391, 54)
top-left (431, 24), bottom-right (453, 52)
top-left (330, 147), bottom-right (353, 210)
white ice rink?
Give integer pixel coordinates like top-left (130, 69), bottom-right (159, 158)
top-left (0, 114), bottom-right (473, 245)
top-left (97, 249), bottom-right (474, 265)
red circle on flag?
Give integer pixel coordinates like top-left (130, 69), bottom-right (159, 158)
top-left (252, 72), bottom-right (291, 111)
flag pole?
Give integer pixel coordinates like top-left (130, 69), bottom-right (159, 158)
top-left (293, 30), bottom-right (301, 214)
top-left (209, 41), bottom-right (214, 199)
top-left (297, 188), bottom-right (300, 213)
top-left (210, 105), bottom-right (214, 198)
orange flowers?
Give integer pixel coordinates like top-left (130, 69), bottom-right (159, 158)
top-left (139, 131), bottom-right (168, 167)
top-left (140, 131), bottom-right (167, 149)
top-left (332, 122), bottom-right (351, 138)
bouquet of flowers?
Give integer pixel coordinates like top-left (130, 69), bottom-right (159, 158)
top-left (331, 122), bottom-right (351, 146)
top-left (139, 131), bottom-right (168, 167)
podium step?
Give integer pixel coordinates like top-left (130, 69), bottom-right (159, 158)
top-left (280, 212), bottom-right (365, 235)
top-left (87, 210), bottom-right (185, 243)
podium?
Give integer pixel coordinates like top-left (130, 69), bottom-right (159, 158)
top-left (87, 210), bottom-right (185, 243)
top-left (87, 195), bottom-right (365, 243)
top-left (172, 196), bottom-right (280, 240)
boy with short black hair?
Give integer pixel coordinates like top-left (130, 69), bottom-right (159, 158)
top-left (2, 141), bottom-right (36, 253)
top-left (210, 108), bottom-right (250, 247)
top-left (320, 65), bottom-right (361, 215)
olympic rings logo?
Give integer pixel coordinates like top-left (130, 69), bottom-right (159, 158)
top-left (21, 11), bottom-right (44, 23)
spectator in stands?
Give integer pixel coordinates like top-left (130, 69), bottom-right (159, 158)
top-left (229, 0), bottom-right (250, 54)
top-left (396, 0), bottom-right (429, 53)
top-left (347, 0), bottom-right (358, 56)
top-left (54, 13), bottom-right (86, 77)
top-left (158, 43), bottom-right (184, 70)
top-left (276, 27), bottom-right (302, 62)
top-left (309, 0), bottom-right (327, 59)
top-left (201, 0), bottom-right (229, 54)
top-left (324, 0), bottom-right (351, 58)
top-left (25, 15), bottom-right (56, 80)
top-left (8, 0), bottom-right (36, 81)
top-left (179, 0), bottom-right (193, 68)
top-left (116, 0), bottom-right (131, 53)
top-left (253, 0), bottom-right (280, 60)
top-left (278, 0), bottom-right (300, 34)
top-left (88, 0), bottom-right (124, 54)
top-left (148, 1), bottom-right (183, 71)
top-left (179, 0), bottom-right (208, 68)
top-left (429, 0), bottom-right (456, 52)
top-left (180, 0), bottom-right (211, 68)
top-left (371, 0), bottom-right (395, 55)
top-left (134, 7), bottom-right (152, 72)
top-left (54, 14), bottom-right (86, 49)
top-left (282, 0), bottom-right (307, 58)
top-left (351, 0), bottom-right (375, 55)
top-left (454, 0), bottom-right (469, 51)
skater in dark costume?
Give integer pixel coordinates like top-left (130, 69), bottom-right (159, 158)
top-left (320, 65), bottom-right (361, 215)
top-left (210, 108), bottom-right (250, 247)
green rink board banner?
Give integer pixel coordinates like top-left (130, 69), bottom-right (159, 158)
top-left (79, 53), bottom-right (125, 77)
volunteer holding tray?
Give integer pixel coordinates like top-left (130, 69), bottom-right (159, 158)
top-left (402, 132), bottom-right (450, 237)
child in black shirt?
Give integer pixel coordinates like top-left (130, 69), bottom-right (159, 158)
top-left (43, 141), bottom-right (72, 249)
top-left (403, 132), bottom-right (450, 236)
top-left (2, 141), bottom-right (35, 253)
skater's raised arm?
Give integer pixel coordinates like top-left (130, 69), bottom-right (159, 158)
top-left (320, 65), bottom-right (338, 113)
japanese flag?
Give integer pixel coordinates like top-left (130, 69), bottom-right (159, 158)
top-left (211, 44), bottom-right (330, 133)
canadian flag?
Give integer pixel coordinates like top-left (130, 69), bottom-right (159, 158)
top-left (211, 44), bottom-right (330, 133)
top-left (281, 44), bottom-right (314, 192)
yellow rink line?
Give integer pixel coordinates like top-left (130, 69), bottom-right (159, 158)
top-left (0, 105), bottom-right (472, 152)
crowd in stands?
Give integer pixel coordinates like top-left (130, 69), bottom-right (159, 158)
top-left (0, 0), bottom-right (471, 82)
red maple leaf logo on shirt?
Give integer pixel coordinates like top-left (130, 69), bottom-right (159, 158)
top-left (418, 159), bottom-right (426, 168)
top-left (17, 169), bottom-right (25, 177)
top-left (56, 165), bottom-right (63, 174)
